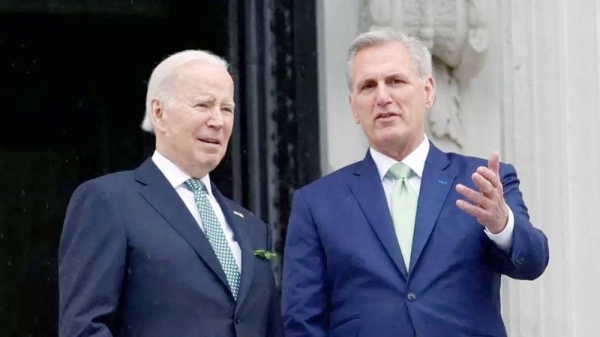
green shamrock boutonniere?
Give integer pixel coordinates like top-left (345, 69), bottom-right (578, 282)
top-left (254, 249), bottom-right (277, 260)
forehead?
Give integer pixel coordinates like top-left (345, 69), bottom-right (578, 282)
top-left (172, 61), bottom-right (234, 98)
top-left (352, 42), bottom-right (416, 78)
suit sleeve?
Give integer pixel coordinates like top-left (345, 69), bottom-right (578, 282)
top-left (58, 182), bottom-right (127, 337)
top-left (282, 190), bottom-right (328, 337)
top-left (486, 163), bottom-right (549, 280)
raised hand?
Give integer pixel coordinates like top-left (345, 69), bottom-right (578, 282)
top-left (455, 151), bottom-right (509, 234)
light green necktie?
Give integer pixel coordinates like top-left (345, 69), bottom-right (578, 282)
top-left (184, 178), bottom-right (241, 300)
top-left (388, 162), bottom-right (418, 270)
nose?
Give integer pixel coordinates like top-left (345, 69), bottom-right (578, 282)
top-left (375, 83), bottom-right (392, 106)
top-left (206, 106), bottom-right (224, 129)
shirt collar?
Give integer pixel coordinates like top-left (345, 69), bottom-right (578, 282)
top-left (151, 150), bottom-right (214, 197)
top-left (369, 134), bottom-right (430, 181)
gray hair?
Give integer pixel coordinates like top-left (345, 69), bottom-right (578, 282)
top-left (346, 28), bottom-right (432, 90)
top-left (141, 49), bottom-right (230, 133)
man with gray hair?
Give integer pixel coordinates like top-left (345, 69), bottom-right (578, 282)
top-left (282, 28), bottom-right (548, 336)
top-left (58, 49), bottom-right (283, 337)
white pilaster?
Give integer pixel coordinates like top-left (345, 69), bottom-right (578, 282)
top-left (498, 0), bottom-right (600, 335)
top-left (317, 0), bottom-right (368, 175)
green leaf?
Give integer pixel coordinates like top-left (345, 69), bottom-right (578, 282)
top-left (254, 249), bottom-right (277, 260)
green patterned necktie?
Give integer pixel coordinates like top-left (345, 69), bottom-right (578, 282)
top-left (184, 178), bottom-right (240, 300)
top-left (388, 162), bottom-right (418, 271)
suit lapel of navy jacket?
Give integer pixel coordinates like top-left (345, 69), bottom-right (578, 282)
top-left (134, 159), bottom-right (231, 295)
top-left (409, 143), bottom-right (455, 271)
top-left (349, 151), bottom-right (408, 279)
top-left (211, 185), bottom-right (255, 310)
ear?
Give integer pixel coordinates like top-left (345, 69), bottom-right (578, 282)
top-left (349, 94), bottom-right (360, 124)
top-left (424, 76), bottom-right (436, 109)
top-left (150, 99), bottom-right (166, 132)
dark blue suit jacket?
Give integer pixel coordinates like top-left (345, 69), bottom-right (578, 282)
top-left (282, 143), bottom-right (549, 337)
top-left (58, 158), bottom-right (283, 337)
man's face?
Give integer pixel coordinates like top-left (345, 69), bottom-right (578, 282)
top-left (349, 42), bottom-right (435, 159)
top-left (152, 60), bottom-right (235, 178)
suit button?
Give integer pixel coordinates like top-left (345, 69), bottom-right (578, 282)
top-left (407, 293), bottom-right (417, 302)
top-left (235, 318), bottom-right (241, 324)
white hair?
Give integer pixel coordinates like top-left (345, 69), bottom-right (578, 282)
top-left (346, 28), bottom-right (432, 90)
top-left (140, 49), bottom-right (230, 133)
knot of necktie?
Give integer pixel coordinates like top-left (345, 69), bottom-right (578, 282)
top-left (184, 178), bottom-right (207, 194)
top-left (388, 162), bottom-right (412, 180)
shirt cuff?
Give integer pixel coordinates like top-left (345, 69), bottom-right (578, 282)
top-left (484, 205), bottom-right (514, 253)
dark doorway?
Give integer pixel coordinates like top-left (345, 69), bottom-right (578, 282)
top-left (0, 1), bottom-right (320, 336)
top-left (0, 2), bottom-right (232, 336)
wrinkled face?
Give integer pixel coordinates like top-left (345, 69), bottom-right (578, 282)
top-left (349, 42), bottom-right (435, 160)
top-left (152, 60), bottom-right (235, 178)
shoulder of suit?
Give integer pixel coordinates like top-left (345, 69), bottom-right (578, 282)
top-left (444, 151), bottom-right (487, 167)
top-left (295, 160), bottom-right (362, 194)
top-left (71, 170), bottom-right (136, 196)
top-left (444, 151), bottom-right (516, 176)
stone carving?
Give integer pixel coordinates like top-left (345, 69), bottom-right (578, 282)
top-left (360, 0), bottom-right (490, 151)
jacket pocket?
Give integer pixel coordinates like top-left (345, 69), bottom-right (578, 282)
top-left (330, 314), bottom-right (361, 337)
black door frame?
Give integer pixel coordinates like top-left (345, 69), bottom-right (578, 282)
top-left (228, 0), bottom-right (321, 280)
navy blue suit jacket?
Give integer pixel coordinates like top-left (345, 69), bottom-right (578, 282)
top-left (282, 143), bottom-right (549, 337)
top-left (58, 158), bottom-right (283, 337)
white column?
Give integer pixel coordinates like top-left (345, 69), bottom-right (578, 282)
top-left (498, 0), bottom-right (600, 336)
top-left (317, 0), bottom-right (368, 175)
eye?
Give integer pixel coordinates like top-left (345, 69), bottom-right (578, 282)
top-left (389, 77), bottom-right (404, 85)
top-left (361, 82), bottom-right (375, 91)
top-left (195, 103), bottom-right (209, 109)
top-left (222, 107), bottom-right (234, 114)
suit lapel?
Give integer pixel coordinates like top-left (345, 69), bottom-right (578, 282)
top-left (349, 152), bottom-right (408, 279)
top-left (211, 186), bottom-right (255, 310)
top-left (409, 143), bottom-right (455, 271)
top-left (134, 159), bottom-right (230, 293)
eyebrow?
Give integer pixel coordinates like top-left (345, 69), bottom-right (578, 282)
top-left (357, 72), bottom-right (409, 85)
top-left (193, 96), bottom-right (235, 108)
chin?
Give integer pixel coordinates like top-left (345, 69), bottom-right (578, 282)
top-left (376, 131), bottom-right (406, 145)
top-left (197, 153), bottom-right (223, 170)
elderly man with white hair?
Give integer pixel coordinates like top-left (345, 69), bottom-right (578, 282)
top-left (58, 49), bottom-right (283, 337)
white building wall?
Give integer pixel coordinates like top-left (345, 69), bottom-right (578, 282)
top-left (317, 0), bottom-right (368, 175)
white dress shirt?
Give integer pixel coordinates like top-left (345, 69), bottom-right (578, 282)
top-left (152, 151), bottom-right (242, 271)
top-left (369, 134), bottom-right (514, 252)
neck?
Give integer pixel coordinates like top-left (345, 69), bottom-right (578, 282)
top-left (155, 146), bottom-right (209, 180)
top-left (375, 134), bottom-right (424, 161)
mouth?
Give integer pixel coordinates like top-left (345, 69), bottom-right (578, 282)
top-left (375, 112), bottom-right (400, 121)
top-left (198, 137), bottom-right (221, 145)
